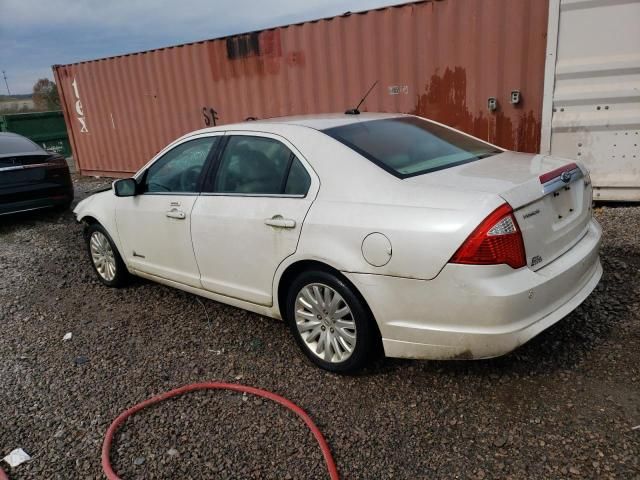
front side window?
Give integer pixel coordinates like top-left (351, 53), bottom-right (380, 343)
top-left (323, 117), bottom-right (502, 178)
top-left (144, 137), bottom-right (217, 193)
top-left (212, 136), bottom-right (310, 196)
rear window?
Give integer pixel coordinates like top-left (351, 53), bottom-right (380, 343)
top-left (323, 117), bottom-right (501, 178)
top-left (0, 135), bottom-right (43, 155)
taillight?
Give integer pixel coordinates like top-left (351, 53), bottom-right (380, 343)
top-left (49, 155), bottom-right (67, 165)
top-left (538, 162), bottom-right (578, 184)
top-left (450, 204), bottom-right (526, 269)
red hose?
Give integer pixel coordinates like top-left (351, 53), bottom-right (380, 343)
top-left (0, 467), bottom-right (7, 480)
top-left (101, 382), bottom-right (339, 480)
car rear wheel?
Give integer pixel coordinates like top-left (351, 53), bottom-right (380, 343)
top-left (286, 270), bottom-right (379, 373)
top-left (85, 223), bottom-right (128, 287)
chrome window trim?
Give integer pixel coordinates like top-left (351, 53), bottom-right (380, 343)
top-left (140, 192), bottom-right (200, 196)
top-left (541, 167), bottom-right (583, 195)
top-left (199, 192), bottom-right (306, 199)
top-left (139, 192), bottom-right (307, 198)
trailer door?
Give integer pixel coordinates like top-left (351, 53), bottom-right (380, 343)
top-left (541, 0), bottom-right (640, 201)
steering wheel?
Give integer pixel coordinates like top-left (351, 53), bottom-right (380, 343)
top-left (179, 165), bottom-right (202, 192)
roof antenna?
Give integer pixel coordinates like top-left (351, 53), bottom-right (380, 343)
top-left (345, 80), bottom-right (378, 115)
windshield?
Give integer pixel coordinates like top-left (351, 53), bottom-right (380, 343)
top-left (323, 116), bottom-right (501, 178)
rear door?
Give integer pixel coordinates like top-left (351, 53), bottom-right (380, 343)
top-left (191, 132), bottom-right (318, 306)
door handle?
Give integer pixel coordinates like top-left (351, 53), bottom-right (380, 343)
top-left (264, 215), bottom-right (296, 229)
top-left (166, 208), bottom-right (186, 219)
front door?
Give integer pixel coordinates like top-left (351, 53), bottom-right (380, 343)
top-left (191, 133), bottom-right (318, 305)
top-left (116, 135), bottom-right (220, 287)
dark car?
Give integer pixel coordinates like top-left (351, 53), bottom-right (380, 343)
top-left (0, 132), bottom-right (74, 216)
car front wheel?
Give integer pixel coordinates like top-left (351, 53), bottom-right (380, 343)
top-left (85, 223), bottom-right (128, 287)
top-left (286, 270), bottom-right (379, 373)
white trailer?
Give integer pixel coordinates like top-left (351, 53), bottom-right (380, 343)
top-left (541, 0), bottom-right (640, 201)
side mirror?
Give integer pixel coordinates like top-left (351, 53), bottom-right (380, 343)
top-left (113, 178), bottom-right (137, 197)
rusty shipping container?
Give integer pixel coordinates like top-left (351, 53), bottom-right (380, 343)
top-left (53, 0), bottom-right (549, 177)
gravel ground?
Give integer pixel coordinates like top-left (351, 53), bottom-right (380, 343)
top-left (1, 175), bottom-right (639, 479)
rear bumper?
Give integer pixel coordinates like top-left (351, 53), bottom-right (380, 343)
top-left (1, 165), bottom-right (73, 216)
top-left (345, 219), bottom-right (602, 360)
top-left (0, 187), bottom-right (73, 215)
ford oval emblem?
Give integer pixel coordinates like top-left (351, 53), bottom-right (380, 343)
top-left (560, 171), bottom-right (572, 183)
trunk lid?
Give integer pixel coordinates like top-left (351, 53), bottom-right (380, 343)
top-left (406, 151), bottom-right (593, 270)
top-left (0, 153), bottom-right (70, 204)
top-left (0, 153), bottom-right (54, 187)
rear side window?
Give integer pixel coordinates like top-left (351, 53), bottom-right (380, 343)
top-left (212, 136), bottom-right (310, 196)
top-left (285, 158), bottom-right (311, 195)
top-left (323, 117), bottom-right (501, 178)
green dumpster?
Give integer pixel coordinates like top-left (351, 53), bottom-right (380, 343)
top-left (0, 111), bottom-right (71, 157)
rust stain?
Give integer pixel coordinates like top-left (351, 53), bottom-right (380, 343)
top-left (449, 349), bottom-right (475, 360)
top-left (286, 51), bottom-right (305, 67)
top-left (411, 67), bottom-right (541, 153)
top-left (259, 30), bottom-right (283, 58)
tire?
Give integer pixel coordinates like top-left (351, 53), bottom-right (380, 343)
top-left (53, 200), bottom-right (72, 212)
top-left (85, 223), bottom-right (129, 287)
top-left (285, 270), bottom-right (380, 373)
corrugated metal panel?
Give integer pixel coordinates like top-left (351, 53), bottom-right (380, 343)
top-left (53, 0), bottom-right (549, 176)
top-left (545, 0), bottom-right (640, 201)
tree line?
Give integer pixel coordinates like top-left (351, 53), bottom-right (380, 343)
top-left (0, 78), bottom-right (60, 114)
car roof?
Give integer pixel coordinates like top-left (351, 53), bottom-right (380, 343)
top-left (252, 112), bottom-right (407, 129)
top-left (187, 112), bottom-right (408, 137)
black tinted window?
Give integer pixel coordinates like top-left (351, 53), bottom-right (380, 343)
top-left (285, 158), bottom-right (311, 195)
top-left (145, 137), bottom-right (216, 193)
top-left (0, 135), bottom-right (43, 155)
top-left (324, 117), bottom-right (501, 178)
top-left (213, 136), bottom-right (309, 195)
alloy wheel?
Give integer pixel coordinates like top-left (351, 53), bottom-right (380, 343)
top-left (90, 231), bottom-right (117, 282)
top-left (294, 283), bottom-right (357, 363)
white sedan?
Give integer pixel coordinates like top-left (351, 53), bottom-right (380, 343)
top-left (74, 113), bottom-right (602, 372)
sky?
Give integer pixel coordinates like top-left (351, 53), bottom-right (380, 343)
top-left (0, 0), bottom-right (412, 95)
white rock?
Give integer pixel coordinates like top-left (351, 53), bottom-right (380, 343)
top-left (62, 332), bottom-right (72, 341)
top-left (3, 448), bottom-right (31, 467)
